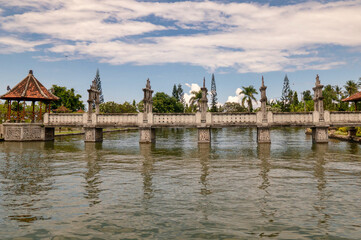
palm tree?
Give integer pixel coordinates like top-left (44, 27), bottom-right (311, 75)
top-left (240, 86), bottom-right (258, 112)
top-left (344, 80), bottom-right (358, 97)
top-left (189, 90), bottom-right (202, 112)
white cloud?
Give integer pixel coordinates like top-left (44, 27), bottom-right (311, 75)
top-left (184, 83), bottom-right (201, 105)
top-left (0, 36), bottom-right (49, 53)
top-left (1, 0), bottom-right (361, 72)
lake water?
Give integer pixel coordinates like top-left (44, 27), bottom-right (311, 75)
top-left (0, 128), bottom-right (360, 239)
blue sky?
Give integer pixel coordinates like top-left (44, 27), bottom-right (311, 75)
top-left (0, 0), bottom-right (360, 106)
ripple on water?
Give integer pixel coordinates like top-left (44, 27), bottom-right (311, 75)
top-left (0, 128), bottom-right (360, 239)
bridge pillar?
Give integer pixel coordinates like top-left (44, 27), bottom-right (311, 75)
top-left (139, 127), bottom-right (155, 143)
top-left (45, 127), bottom-right (55, 141)
top-left (257, 127), bottom-right (271, 143)
top-left (311, 126), bottom-right (328, 143)
top-left (198, 127), bottom-right (211, 143)
top-left (84, 127), bottom-right (103, 142)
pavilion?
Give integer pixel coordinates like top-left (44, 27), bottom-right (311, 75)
top-left (342, 92), bottom-right (361, 111)
top-left (1, 70), bottom-right (59, 123)
top-left (1, 70), bottom-right (59, 141)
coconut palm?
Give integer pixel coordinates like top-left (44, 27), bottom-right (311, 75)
top-left (241, 86), bottom-right (258, 112)
top-left (189, 90), bottom-right (203, 112)
top-left (344, 80), bottom-right (358, 97)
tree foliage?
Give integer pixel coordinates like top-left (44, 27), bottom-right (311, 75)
top-left (240, 86), bottom-right (258, 112)
top-left (153, 92), bottom-right (184, 113)
top-left (94, 69), bottom-right (104, 103)
top-left (210, 73), bottom-right (218, 112)
top-left (222, 102), bottom-right (246, 112)
top-left (99, 101), bottom-right (137, 113)
top-left (50, 85), bottom-right (85, 112)
top-left (281, 74), bottom-right (292, 112)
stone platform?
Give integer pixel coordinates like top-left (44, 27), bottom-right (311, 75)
top-left (2, 123), bottom-right (54, 141)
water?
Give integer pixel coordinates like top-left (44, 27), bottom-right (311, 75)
top-left (0, 128), bottom-right (360, 239)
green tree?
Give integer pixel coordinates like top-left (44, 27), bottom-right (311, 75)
top-left (281, 74), bottom-right (292, 112)
top-left (153, 92), bottom-right (184, 113)
top-left (50, 85), bottom-right (84, 112)
top-left (344, 80), bottom-right (358, 97)
top-left (302, 90), bottom-right (312, 101)
top-left (293, 91), bottom-right (299, 105)
top-left (177, 84), bottom-right (185, 106)
top-left (222, 102), bottom-right (246, 112)
top-left (210, 73), bottom-right (218, 112)
top-left (94, 69), bottom-right (104, 103)
top-left (189, 90), bottom-right (203, 112)
top-left (99, 101), bottom-right (137, 113)
top-left (172, 84), bottom-right (179, 101)
top-left (240, 86), bottom-right (258, 112)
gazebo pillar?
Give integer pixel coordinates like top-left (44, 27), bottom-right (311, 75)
top-left (32, 101), bottom-right (35, 123)
top-left (16, 100), bottom-right (20, 123)
top-left (21, 101), bottom-right (26, 122)
top-left (7, 100), bottom-right (11, 122)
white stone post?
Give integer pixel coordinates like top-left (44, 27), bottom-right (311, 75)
top-left (312, 75), bottom-right (328, 143)
top-left (197, 78), bottom-right (211, 143)
top-left (257, 76), bottom-right (271, 143)
top-left (140, 79), bottom-right (155, 143)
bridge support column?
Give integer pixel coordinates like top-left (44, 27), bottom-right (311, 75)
top-left (139, 127), bottom-right (155, 143)
top-left (198, 127), bottom-right (211, 143)
top-left (84, 127), bottom-right (103, 142)
top-left (348, 127), bottom-right (357, 139)
top-left (311, 126), bottom-right (328, 144)
top-left (257, 127), bottom-right (271, 143)
top-left (44, 127), bottom-right (55, 141)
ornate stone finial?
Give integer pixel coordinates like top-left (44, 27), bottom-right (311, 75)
top-left (91, 79), bottom-right (97, 90)
top-left (29, 70), bottom-right (33, 75)
top-left (262, 76), bottom-right (264, 87)
top-left (146, 78), bottom-right (151, 89)
top-left (316, 74), bottom-right (320, 85)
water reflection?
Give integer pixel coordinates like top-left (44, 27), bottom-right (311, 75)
top-left (198, 143), bottom-right (211, 196)
top-left (0, 142), bottom-right (54, 224)
top-left (257, 143), bottom-right (277, 230)
top-left (84, 143), bottom-right (103, 206)
top-left (140, 144), bottom-right (155, 200)
top-left (257, 144), bottom-right (271, 192)
top-left (312, 144), bottom-right (330, 233)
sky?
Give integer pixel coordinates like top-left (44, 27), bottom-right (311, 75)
top-left (0, 0), bottom-right (361, 106)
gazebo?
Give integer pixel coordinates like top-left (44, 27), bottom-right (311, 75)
top-left (341, 92), bottom-right (361, 111)
top-left (1, 70), bottom-right (59, 123)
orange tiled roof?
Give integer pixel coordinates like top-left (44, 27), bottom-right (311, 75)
top-left (0, 70), bottom-right (59, 101)
top-left (342, 92), bottom-right (361, 102)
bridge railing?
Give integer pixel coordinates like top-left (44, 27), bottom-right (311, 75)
top-left (97, 113), bottom-right (138, 126)
top-left (211, 112), bottom-right (257, 126)
top-left (330, 111), bottom-right (361, 124)
top-left (271, 112), bottom-right (313, 125)
top-left (153, 113), bottom-right (196, 126)
top-left (45, 113), bottom-right (85, 126)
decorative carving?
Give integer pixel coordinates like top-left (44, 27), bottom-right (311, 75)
top-left (140, 128), bottom-right (155, 143)
top-left (6, 127), bottom-right (21, 140)
top-left (257, 127), bottom-right (271, 143)
top-left (198, 128), bottom-right (210, 142)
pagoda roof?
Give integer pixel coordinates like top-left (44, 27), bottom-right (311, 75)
top-left (342, 92), bottom-right (361, 102)
top-left (0, 70), bottom-right (59, 101)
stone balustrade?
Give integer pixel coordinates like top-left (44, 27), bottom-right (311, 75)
top-left (211, 113), bottom-right (257, 126)
top-left (153, 113), bottom-right (196, 126)
top-left (97, 113), bottom-right (138, 126)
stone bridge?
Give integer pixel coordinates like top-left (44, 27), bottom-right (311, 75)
top-left (3, 75), bottom-right (361, 144)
